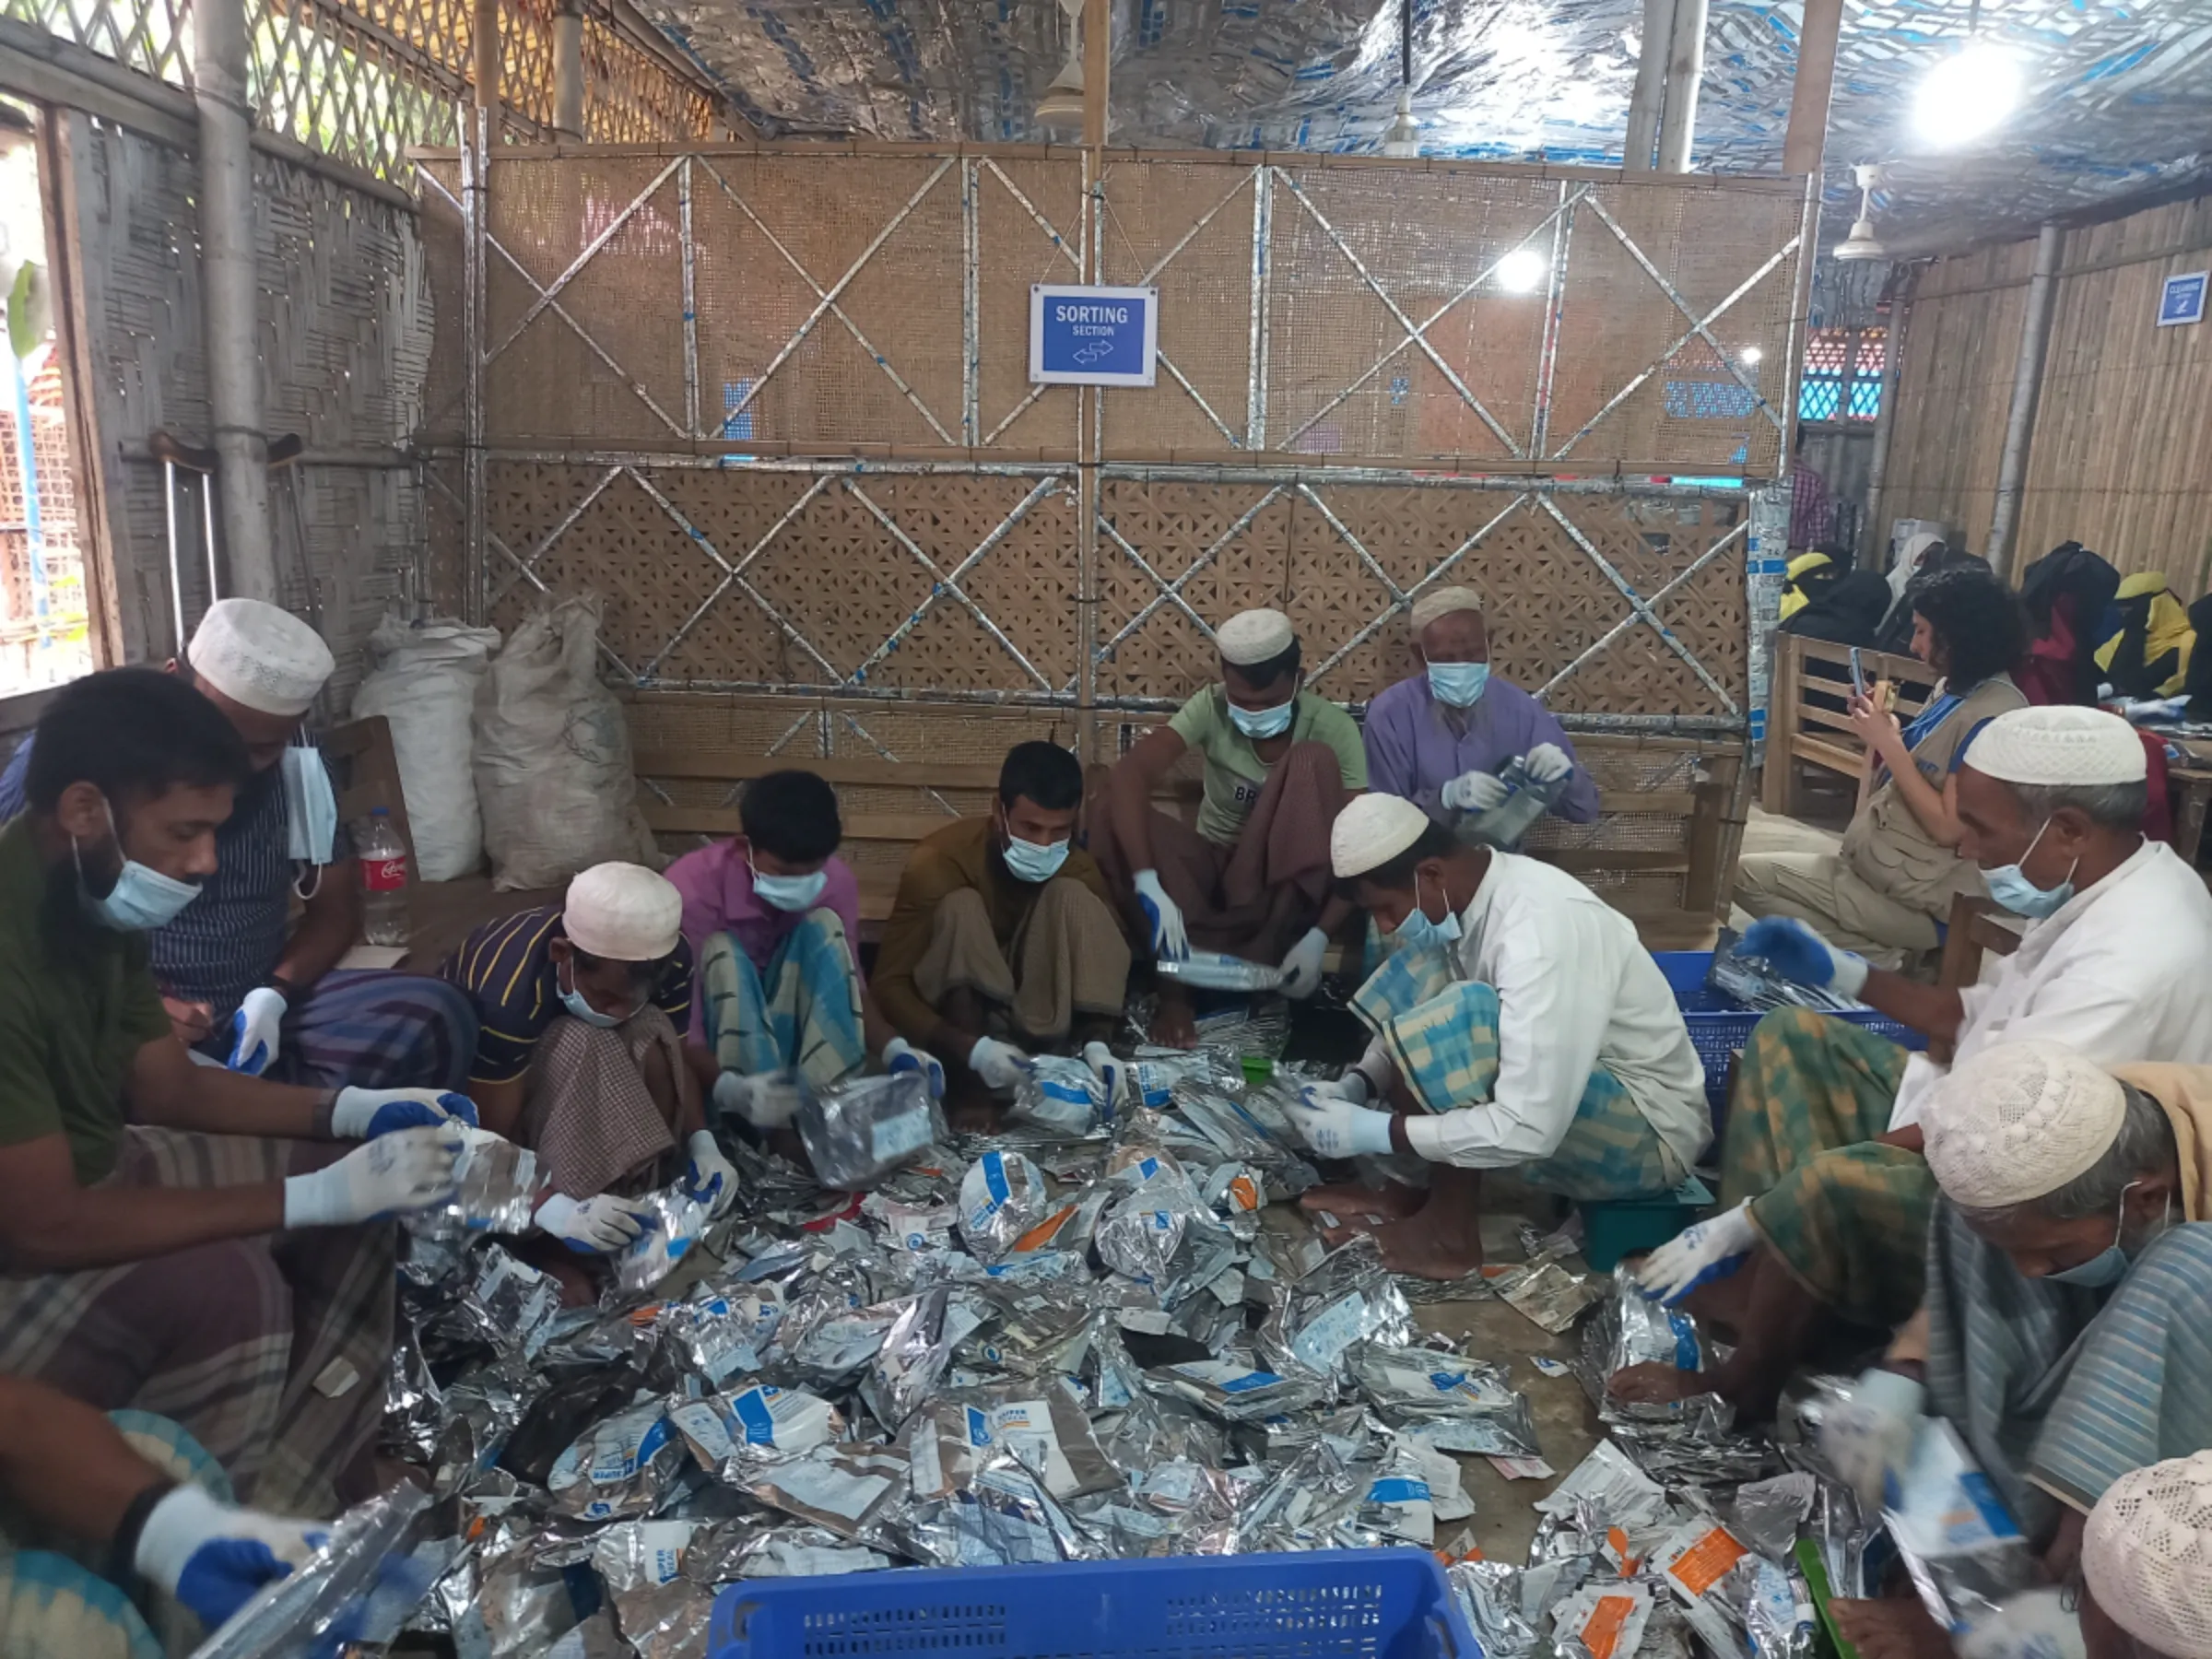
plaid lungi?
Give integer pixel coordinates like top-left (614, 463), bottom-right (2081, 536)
top-left (520, 1005), bottom-right (692, 1200)
top-left (0, 1129), bottom-right (393, 1519)
top-left (0, 1412), bottom-right (228, 1659)
top-left (700, 909), bottom-right (866, 1087)
top-left (1348, 950), bottom-right (1677, 1200)
top-left (1724, 1006), bottom-right (1926, 1328)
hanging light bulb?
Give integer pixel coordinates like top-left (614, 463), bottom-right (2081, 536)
top-left (1382, 88), bottom-right (1420, 158)
top-left (1496, 248), bottom-right (1547, 293)
top-left (1913, 38), bottom-right (2022, 146)
top-left (1035, 0), bottom-right (1087, 128)
top-left (1832, 163), bottom-right (1888, 260)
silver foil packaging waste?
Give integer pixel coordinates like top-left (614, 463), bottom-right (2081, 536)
top-left (957, 1149), bottom-right (1052, 1262)
top-left (799, 1072), bottom-right (944, 1189)
top-left (547, 1399), bottom-right (688, 1521)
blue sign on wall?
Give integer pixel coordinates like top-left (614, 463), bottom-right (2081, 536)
top-left (2158, 271), bottom-right (2206, 328)
top-left (1030, 284), bottom-right (1159, 387)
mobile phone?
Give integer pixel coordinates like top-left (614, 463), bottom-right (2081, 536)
top-left (1849, 646), bottom-right (1868, 698)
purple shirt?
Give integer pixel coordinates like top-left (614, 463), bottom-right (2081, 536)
top-left (1362, 672), bottom-right (1600, 827)
top-left (661, 838), bottom-right (864, 1044)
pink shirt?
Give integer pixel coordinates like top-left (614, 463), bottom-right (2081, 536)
top-left (661, 838), bottom-right (863, 1044)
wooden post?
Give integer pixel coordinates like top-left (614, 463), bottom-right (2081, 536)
top-left (1782, 0), bottom-right (1843, 177)
top-left (553, 0), bottom-right (584, 137)
top-left (1075, 0), bottom-right (1109, 763)
top-left (474, 0), bottom-right (500, 113)
top-left (1081, 0), bottom-right (1109, 147)
top-left (1760, 631), bottom-right (1803, 816)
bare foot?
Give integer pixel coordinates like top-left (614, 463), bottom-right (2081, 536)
top-left (1299, 1179), bottom-right (1427, 1219)
top-left (1606, 1359), bottom-right (1725, 1406)
top-left (1324, 1208), bottom-right (1483, 1279)
top-left (1149, 991), bottom-right (1199, 1050)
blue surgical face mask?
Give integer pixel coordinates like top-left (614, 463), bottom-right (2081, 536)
top-left (557, 959), bottom-right (626, 1029)
top-left (1427, 660), bottom-right (1490, 709)
top-left (76, 800), bottom-right (203, 932)
top-left (1983, 818), bottom-right (2077, 920)
top-left (2045, 1181), bottom-right (2167, 1288)
top-left (1389, 869), bottom-right (1464, 951)
top-left (1228, 693), bottom-right (1297, 740)
top-left (280, 746), bottom-right (338, 865)
top-left (750, 853), bottom-right (829, 913)
top-left (1002, 832), bottom-right (1070, 884)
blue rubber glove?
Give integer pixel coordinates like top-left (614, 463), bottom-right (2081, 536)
top-left (330, 1088), bottom-right (479, 1140)
top-left (135, 1486), bottom-right (325, 1631)
top-left (226, 986), bottom-right (287, 1076)
top-left (883, 1036), bottom-right (947, 1100)
top-left (1738, 916), bottom-right (1869, 999)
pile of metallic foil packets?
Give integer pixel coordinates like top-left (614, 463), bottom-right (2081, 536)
top-left (198, 1008), bottom-right (1899, 1659)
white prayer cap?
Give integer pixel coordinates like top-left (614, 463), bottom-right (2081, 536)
top-left (1922, 1039), bottom-right (2128, 1208)
top-left (1410, 586), bottom-right (1484, 634)
top-left (186, 598), bottom-right (334, 717)
top-left (1217, 608), bottom-right (1296, 666)
top-left (2084, 1451), bottom-right (2212, 1659)
top-left (564, 861), bottom-right (683, 961)
top-left (1966, 705), bottom-right (2146, 788)
top-left (1331, 794), bottom-right (1431, 879)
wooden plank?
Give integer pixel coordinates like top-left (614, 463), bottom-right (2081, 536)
top-left (1790, 735), bottom-right (1862, 775)
top-left (643, 805), bottom-right (967, 841)
top-left (634, 750), bottom-right (1008, 790)
top-left (1763, 630), bottom-right (1803, 816)
top-left (1537, 849), bottom-right (1690, 876)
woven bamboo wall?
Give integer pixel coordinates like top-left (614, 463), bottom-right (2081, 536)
top-left (61, 115), bottom-right (429, 706)
top-left (1878, 195), bottom-right (2212, 587)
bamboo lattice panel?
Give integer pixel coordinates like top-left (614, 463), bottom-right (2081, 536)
top-left (1094, 479), bottom-right (1747, 714)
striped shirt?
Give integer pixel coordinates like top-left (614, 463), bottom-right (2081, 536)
top-left (0, 733), bottom-right (351, 1019)
top-left (440, 904), bottom-right (693, 1085)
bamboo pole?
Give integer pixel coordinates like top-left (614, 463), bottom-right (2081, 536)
top-left (1782, 0), bottom-right (1843, 178)
top-left (553, 0), bottom-right (584, 138)
top-left (1656, 0), bottom-right (1706, 172)
top-left (1987, 222), bottom-right (2064, 579)
top-left (1624, 0), bottom-right (1675, 171)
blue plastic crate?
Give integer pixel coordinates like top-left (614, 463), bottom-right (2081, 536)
top-left (1651, 950), bottom-right (1925, 1118)
top-left (708, 1548), bottom-right (1475, 1659)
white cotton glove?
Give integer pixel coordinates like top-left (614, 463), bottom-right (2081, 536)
top-left (1288, 1086), bottom-right (1397, 1159)
top-left (1958, 1591), bottom-right (2087, 1659)
top-left (1524, 742), bottom-right (1573, 784)
top-left (1441, 770), bottom-right (1511, 813)
top-left (883, 1036), bottom-right (947, 1101)
top-left (1305, 1070), bottom-right (1373, 1107)
top-left (226, 986), bottom-right (287, 1077)
top-left (685, 1129), bottom-right (739, 1218)
top-left (968, 1035), bottom-right (1033, 1091)
top-left (134, 1485), bottom-right (326, 1632)
top-left (713, 1069), bottom-right (797, 1129)
top-left (1277, 926), bottom-right (1329, 999)
top-left (282, 1124), bottom-right (465, 1229)
top-left (1131, 869), bottom-right (1190, 960)
top-left (1820, 1366), bottom-right (1926, 1512)
top-left (1636, 1199), bottom-right (1759, 1305)
top-left (330, 1086), bottom-right (478, 1140)
top-left (1083, 1041), bottom-right (1128, 1113)
top-left (535, 1190), bottom-right (659, 1253)
top-left (1738, 915), bottom-right (1870, 1001)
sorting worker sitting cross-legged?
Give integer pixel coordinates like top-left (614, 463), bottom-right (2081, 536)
top-left (1285, 794), bottom-right (1711, 1278)
top-left (662, 769), bottom-right (910, 1134)
top-left (1094, 607), bottom-right (1367, 1048)
top-left (871, 741), bottom-right (1132, 1114)
top-left (439, 863), bottom-right (736, 1277)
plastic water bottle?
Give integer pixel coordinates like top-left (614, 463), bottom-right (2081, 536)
top-left (359, 806), bottom-right (411, 947)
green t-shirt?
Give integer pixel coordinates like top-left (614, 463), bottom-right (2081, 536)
top-left (1168, 684), bottom-right (1368, 845)
top-left (0, 816), bottom-right (173, 1185)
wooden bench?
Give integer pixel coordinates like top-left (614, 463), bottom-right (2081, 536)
top-left (1928, 891), bottom-right (2023, 1065)
top-left (1760, 634), bottom-right (1936, 818)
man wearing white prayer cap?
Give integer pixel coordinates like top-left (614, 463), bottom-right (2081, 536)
top-left (1795, 1042), bottom-right (2212, 1584)
top-left (0, 598), bottom-right (477, 1098)
top-left (1360, 586), bottom-right (1597, 848)
top-left (1281, 794), bottom-right (1709, 1277)
top-left (1620, 704), bottom-right (2212, 1420)
top-left (2082, 1452), bottom-right (2212, 1659)
top-left (441, 863), bottom-right (739, 1265)
top-left (1097, 606), bottom-right (1368, 1046)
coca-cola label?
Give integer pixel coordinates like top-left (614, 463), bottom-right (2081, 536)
top-left (362, 856), bottom-right (408, 892)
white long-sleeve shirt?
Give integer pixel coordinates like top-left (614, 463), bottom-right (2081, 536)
top-left (1356, 853), bottom-right (1711, 1171)
top-left (1888, 838), bottom-right (2212, 1131)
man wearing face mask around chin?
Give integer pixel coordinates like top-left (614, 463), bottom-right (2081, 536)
top-left (1799, 1042), bottom-right (2212, 1594)
top-left (1360, 587), bottom-right (1598, 846)
top-left (0, 599), bottom-right (477, 1093)
top-left (664, 771), bottom-right (906, 1133)
top-left (1623, 705), bottom-right (2212, 1423)
top-left (439, 864), bottom-right (735, 1280)
top-left (871, 742), bottom-right (1131, 1120)
top-left (1097, 608), bottom-right (1369, 1048)
top-left (0, 669), bottom-right (468, 1520)
top-left (1285, 794), bottom-right (1711, 1278)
